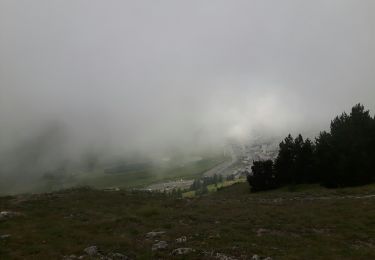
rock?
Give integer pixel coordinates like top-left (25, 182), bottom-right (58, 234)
top-left (63, 255), bottom-right (80, 260)
top-left (251, 255), bottom-right (272, 260)
top-left (0, 234), bottom-right (11, 239)
top-left (256, 228), bottom-right (268, 237)
top-left (84, 246), bottom-right (98, 256)
top-left (0, 211), bottom-right (20, 220)
top-left (0, 211), bottom-right (11, 218)
top-left (146, 231), bottom-right (165, 239)
top-left (108, 252), bottom-right (130, 260)
top-left (176, 236), bottom-right (187, 243)
top-left (202, 250), bottom-right (214, 257)
top-left (215, 253), bottom-right (237, 260)
top-left (152, 241), bottom-right (168, 251)
top-left (208, 233), bottom-right (221, 239)
top-left (171, 248), bottom-right (194, 255)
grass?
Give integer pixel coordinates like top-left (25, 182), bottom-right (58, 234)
top-left (1, 183), bottom-right (375, 259)
top-left (0, 155), bottom-right (229, 195)
top-left (182, 190), bottom-right (196, 198)
top-left (72, 156), bottom-right (228, 190)
top-left (207, 178), bottom-right (247, 192)
top-left (87, 157), bottom-right (225, 188)
top-left (181, 178), bottom-right (247, 198)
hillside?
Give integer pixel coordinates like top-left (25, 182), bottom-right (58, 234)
top-left (1, 183), bottom-right (375, 259)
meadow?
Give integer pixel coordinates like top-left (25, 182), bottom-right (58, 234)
top-left (1, 182), bottom-right (374, 259)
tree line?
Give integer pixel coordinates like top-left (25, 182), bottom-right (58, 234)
top-left (247, 104), bottom-right (375, 192)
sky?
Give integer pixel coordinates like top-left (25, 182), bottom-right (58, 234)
top-left (0, 0), bottom-right (375, 161)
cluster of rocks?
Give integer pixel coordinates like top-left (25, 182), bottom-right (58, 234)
top-left (62, 232), bottom-right (272, 259)
top-left (145, 230), bottom-right (274, 259)
top-left (146, 231), bottom-right (170, 253)
top-left (213, 253), bottom-right (272, 260)
top-left (202, 250), bottom-right (272, 260)
top-left (63, 246), bottom-right (130, 260)
top-left (151, 241), bottom-right (168, 251)
top-left (146, 231), bottom-right (194, 256)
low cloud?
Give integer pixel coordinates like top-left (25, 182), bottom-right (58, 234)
top-left (0, 0), bottom-right (374, 181)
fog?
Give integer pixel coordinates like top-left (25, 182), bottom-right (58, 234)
top-left (1, 1), bottom-right (375, 188)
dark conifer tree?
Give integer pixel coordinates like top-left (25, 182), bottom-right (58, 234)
top-left (274, 134), bottom-right (295, 185)
top-left (247, 160), bottom-right (276, 192)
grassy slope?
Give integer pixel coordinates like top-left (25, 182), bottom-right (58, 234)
top-left (182, 179), bottom-right (247, 198)
top-left (0, 183), bottom-right (375, 259)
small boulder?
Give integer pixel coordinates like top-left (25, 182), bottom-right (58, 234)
top-left (176, 236), bottom-right (187, 243)
top-left (0, 234), bottom-right (11, 239)
top-left (152, 241), bottom-right (168, 251)
top-left (84, 246), bottom-right (98, 256)
top-left (215, 253), bottom-right (237, 260)
top-left (146, 231), bottom-right (165, 239)
top-left (251, 254), bottom-right (272, 260)
top-left (256, 228), bottom-right (268, 237)
top-left (0, 211), bottom-right (20, 220)
top-left (108, 252), bottom-right (130, 260)
top-left (171, 248), bottom-right (194, 255)
top-left (62, 255), bottom-right (79, 260)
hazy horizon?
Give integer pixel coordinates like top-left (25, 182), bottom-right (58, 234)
top-left (1, 1), bottom-right (375, 186)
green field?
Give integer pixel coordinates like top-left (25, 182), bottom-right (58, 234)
top-left (38, 155), bottom-right (229, 193)
top-left (1, 182), bottom-right (374, 259)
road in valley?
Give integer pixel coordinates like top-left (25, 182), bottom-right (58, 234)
top-left (203, 144), bottom-right (240, 177)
